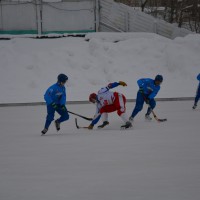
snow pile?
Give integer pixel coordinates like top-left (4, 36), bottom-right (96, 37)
top-left (85, 32), bottom-right (171, 42)
top-left (0, 32), bottom-right (199, 103)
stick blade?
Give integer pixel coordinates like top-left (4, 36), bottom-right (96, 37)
top-left (158, 118), bottom-right (167, 122)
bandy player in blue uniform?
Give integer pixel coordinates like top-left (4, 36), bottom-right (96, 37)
top-left (193, 73), bottom-right (200, 109)
top-left (41, 74), bottom-right (69, 135)
top-left (129, 75), bottom-right (163, 121)
top-left (88, 81), bottom-right (132, 129)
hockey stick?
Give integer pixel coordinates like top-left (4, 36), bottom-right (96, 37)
top-left (68, 111), bottom-right (93, 121)
top-left (75, 118), bottom-right (89, 129)
top-left (142, 94), bottom-right (167, 122)
top-left (150, 109), bottom-right (167, 122)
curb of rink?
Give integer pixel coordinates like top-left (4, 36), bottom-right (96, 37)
top-left (0, 97), bottom-right (194, 107)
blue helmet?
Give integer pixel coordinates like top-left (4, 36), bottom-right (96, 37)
top-left (57, 74), bottom-right (68, 83)
top-left (155, 74), bottom-right (163, 82)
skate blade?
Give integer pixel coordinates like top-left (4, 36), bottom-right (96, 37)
top-left (120, 126), bottom-right (133, 130)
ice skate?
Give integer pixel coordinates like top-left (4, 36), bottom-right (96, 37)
top-left (55, 120), bottom-right (60, 131)
top-left (41, 128), bottom-right (48, 135)
top-left (192, 104), bottom-right (197, 109)
top-left (129, 116), bottom-right (134, 122)
top-left (98, 121), bottom-right (109, 129)
top-left (145, 114), bottom-right (152, 121)
top-left (121, 121), bottom-right (132, 129)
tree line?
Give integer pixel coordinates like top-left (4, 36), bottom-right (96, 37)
top-left (114, 0), bottom-right (200, 33)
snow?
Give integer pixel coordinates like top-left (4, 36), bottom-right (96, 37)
top-left (0, 101), bottom-right (200, 200)
top-left (0, 32), bottom-right (200, 103)
top-left (0, 32), bottom-right (200, 199)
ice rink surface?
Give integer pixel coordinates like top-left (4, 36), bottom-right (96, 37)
top-left (0, 101), bottom-right (199, 200)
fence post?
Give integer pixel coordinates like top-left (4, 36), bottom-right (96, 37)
top-left (95, 0), bottom-right (100, 32)
top-left (125, 11), bottom-right (129, 32)
top-left (153, 20), bottom-right (157, 34)
top-left (36, 0), bottom-right (42, 35)
top-left (0, 2), bottom-right (3, 31)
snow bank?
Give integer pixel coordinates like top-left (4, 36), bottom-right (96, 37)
top-left (85, 32), bottom-right (171, 43)
top-left (0, 32), bottom-right (199, 103)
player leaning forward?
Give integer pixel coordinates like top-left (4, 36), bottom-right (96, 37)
top-left (41, 74), bottom-right (69, 135)
top-left (88, 81), bottom-right (132, 129)
top-left (129, 75), bottom-right (163, 121)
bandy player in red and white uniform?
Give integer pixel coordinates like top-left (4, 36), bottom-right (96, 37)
top-left (88, 81), bottom-right (132, 129)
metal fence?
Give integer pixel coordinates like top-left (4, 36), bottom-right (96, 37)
top-left (0, 0), bottom-right (96, 35)
top-left (99, 0), bottom-right (192, 39)
top-left (0, 0), bottom-right (192, 38)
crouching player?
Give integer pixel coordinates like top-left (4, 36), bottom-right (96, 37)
top-left (88, 81), bottom-right (132, 129)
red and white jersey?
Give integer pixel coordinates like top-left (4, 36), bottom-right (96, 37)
top-left (91, 82), bottom-right (128, 125)
top-left (97, 87), bottom-right (116, 107)
top-left (92, 87), bottom-right (115, 116)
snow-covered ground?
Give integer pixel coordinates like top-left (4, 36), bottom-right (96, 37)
top-left (0, 101), bottom-right (200, 200)
top-left (0, 32), bottom-right (200, 103)
top-left (0, 32), bottom-right (200, 200)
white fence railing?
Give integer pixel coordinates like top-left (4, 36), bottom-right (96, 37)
top-left (0, 0), bottom-right (192, 38)
top-left (0, 0), bottom-right (95, 35)
top-left (99, 0), bottom-right (192, 39)
top-left (0, 1), bottom-right (37, 34)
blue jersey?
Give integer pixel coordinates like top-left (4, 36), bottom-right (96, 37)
top-left (44, 83), bottom-right (66, 105)
top-left (137, 78), bottom-right (160, 99)
top-left (197, 74), bottom-right (200, 81)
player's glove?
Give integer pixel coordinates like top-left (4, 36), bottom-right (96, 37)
top-left (139, 87), bottom-right (144, 93)
top-left (51, 102), bottom-right (58, 109)
top-left (88, 124), bottom-right (94, 130)
top-left (119, 81), bottom-right (127, 87)
top-left (61, 105), bottom-right (67, 112)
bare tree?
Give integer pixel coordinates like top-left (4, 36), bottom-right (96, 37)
top-left (114, 0), bottom-right (200, 32)
top-left (187, 0), bottom-right (200, 32)
top-left (140, 0), bottom-right (149, 11)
